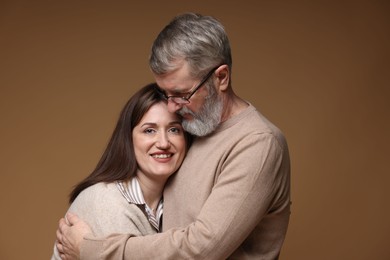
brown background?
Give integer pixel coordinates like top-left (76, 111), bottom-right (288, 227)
top-left (1, 1), bottom-right (389, 259)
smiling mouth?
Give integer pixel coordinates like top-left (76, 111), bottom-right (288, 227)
top-left (151, 154), bottom-right (172, 159)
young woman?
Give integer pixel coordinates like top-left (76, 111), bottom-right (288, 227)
top-left (52, 83), bottom-right (190, 259)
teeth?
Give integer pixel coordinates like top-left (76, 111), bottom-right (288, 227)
top-left (152, 154), bottom-right (172, 159)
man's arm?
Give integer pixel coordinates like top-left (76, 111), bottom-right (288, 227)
top-left (73, 133), bottom-right (290, 259)
top-left (56, 182), bottom-right (158, 259)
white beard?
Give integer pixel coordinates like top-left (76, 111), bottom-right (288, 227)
top-left (178, 84), bottom-right (223, 136)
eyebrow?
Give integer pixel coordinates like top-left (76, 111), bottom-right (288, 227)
top-left (140, 121), bottom-right (182, 128)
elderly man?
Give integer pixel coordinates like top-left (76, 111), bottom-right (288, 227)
top-left (56, 12), bottom-right (291, 260)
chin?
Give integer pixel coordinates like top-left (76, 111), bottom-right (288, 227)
top-left (153, 169), bottom-right (177, 178)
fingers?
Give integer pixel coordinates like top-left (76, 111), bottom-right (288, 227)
top-left (56, 236), bottom-right (67, 259)
top-left (56, 239), bottom-right (63, 252)
top-left (56, 214), bottom-right (82, 260)
top-left (57, 217), bottom-right (70, 247)
top-left (56, 222), bottom-right (67, 255)
top-left (65, 212), bottom-right (79, 226)
top-left (56, 228), bottom-right (62, 242)
top-left (59, 218), bottom-right (69, 233)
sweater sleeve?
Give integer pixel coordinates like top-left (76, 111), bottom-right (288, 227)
top-left (80, 133), bottom-right (290, 259)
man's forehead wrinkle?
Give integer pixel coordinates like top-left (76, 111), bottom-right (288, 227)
top-left (159, 79), bottom-right (192, 95)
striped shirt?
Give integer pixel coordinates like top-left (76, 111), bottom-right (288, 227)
top-left (116, 178), bottom-right (163, 231)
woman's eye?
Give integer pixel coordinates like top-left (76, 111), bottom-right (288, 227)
top-left (144, 129), bottom-right (156, 134)
top-left (169, 127), bottom-right (181, 134)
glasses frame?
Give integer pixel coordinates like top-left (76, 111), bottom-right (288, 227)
top-left (159, 64), bottom-right (223, 104)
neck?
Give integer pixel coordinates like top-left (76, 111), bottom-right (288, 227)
top-left (220, 89), bottom-right (248, 122)
top-left (136, 174), bottom-right (165, 211)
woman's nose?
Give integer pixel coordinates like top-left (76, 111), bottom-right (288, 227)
top-left (156, 133), bottom-right (171, 149)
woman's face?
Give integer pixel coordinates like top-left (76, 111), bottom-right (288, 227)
top-left (132, 102), bottom-right (186, 182)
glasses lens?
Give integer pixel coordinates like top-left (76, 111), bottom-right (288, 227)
top-left (170, 97), bottom-right (189, 104)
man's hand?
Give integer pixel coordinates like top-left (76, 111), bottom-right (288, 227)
top-left (56, 212), bottom-right (92, 260)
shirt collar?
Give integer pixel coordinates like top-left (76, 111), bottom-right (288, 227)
top-left (116, 177), bottom-right (163, 231)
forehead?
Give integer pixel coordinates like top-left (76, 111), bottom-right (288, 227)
top-left (139, 102), bottom-right (180, 123)
top-left (154, 62), bottom-right (194, 93)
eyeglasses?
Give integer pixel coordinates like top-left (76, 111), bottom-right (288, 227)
top-left (158, 64), bottom-right (222, 104)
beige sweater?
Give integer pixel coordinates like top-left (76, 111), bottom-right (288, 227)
top-left (51, 182), bottom-right (156, 260)
top-left (81, 104), bottom-right (291, 260)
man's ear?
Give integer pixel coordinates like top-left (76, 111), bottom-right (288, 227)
top-left (215, 64), bottom-right (230, 91)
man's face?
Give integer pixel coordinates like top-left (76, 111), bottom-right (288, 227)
top-left (155, 63), bottom-right (223, 136)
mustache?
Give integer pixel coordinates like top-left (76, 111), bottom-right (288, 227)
top-left (178, 106), bottom-right (196, 118)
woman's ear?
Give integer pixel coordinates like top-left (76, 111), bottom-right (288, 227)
top-left (215, 64), bottom-right (230, 91)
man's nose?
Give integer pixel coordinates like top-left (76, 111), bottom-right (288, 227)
top-left (167, 100), bottom-right (183, 113)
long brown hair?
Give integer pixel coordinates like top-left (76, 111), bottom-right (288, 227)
top-left (69, 83), bottom-right (177, 203)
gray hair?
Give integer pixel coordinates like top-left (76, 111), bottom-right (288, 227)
top-left (149, 13), bottom-right (232, 79)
